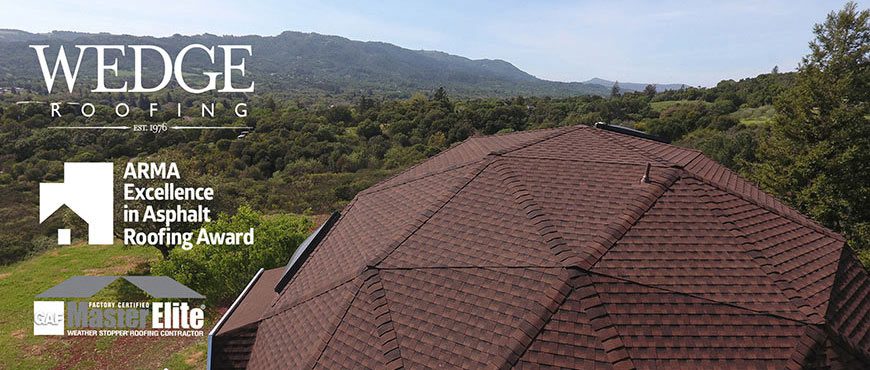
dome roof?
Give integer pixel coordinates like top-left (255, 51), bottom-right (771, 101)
top-left (210, 125), bottom-right (869, 369)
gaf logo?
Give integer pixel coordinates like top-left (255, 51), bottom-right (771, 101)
top-left (34, 276), bottom-right (206, 336)
top-left (33, 301), bottom-right (65, 336)
top-left (39, 162), bottom-right (114, 245)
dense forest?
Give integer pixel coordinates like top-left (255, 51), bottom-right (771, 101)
top-left (0, 4), bottom-right (866, 273)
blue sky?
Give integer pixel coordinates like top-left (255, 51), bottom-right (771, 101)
top-left (0, 0), bottom-right (861, 86)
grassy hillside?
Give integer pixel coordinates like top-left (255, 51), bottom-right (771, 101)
top-left (730, 105), bottom-right (775, 126)
top-left (0, 243), bottom-right (207, 369)
top-left (649, 99), bottom-right (712, 112)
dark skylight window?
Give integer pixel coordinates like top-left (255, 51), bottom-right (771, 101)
top-left (274, 212), bottom-right (340, 293)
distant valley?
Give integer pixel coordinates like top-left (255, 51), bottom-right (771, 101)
top-left (582, 78), bottom-right (688, 92)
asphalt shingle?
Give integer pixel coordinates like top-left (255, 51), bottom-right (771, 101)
top-left (212, 125), bottom-right (870, 369)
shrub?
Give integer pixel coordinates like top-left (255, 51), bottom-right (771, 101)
top-left (152, 206), bottom-right (313, 306)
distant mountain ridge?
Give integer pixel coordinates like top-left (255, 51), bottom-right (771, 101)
top-left (583, 78), bottom-right (687, 92)
top-left (0, 29), bottom-right (609, 97)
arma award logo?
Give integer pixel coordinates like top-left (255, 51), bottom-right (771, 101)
top-left (39, 161), bottom-right (254, 249)
top-left (39, 162), bottom-right (114, 245)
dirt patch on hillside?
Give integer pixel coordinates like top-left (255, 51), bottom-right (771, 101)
top-left (82, 255), bottom-right (145, 276)
top-left (186, 349), bottom-right (205, 366)
top-left (10, 329), bottom-right (25, 339)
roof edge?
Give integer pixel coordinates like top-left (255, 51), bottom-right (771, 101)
top-left (684, 169), bottom-right (845, 242)
top-left (208, 267), bottom-right (265, 370)
top-left (365, 125), bottom-right (580, 195)
top-left (593, 122), bottom-right (670, 143)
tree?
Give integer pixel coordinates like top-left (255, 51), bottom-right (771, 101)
top-left (136, 93), bottom-right (150, 110)
top-left (771, 65), bottom-right (779, 74)
top-left (644, 84), bottom-right (657, 96)
top-left (611, 81), bottom-right (621, 97)
top-left (152, 206), bottom-right (313, 305)
top-left (754, 2), bottom-right (870, 259)
top-left (433, 86), bottom-right (449, 104)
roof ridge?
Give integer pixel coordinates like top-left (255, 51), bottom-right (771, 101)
top-left (508, 268), bottom-right (575, 368)
top-left (503, 153), bottom-right (679, 167)
top-left (267, 160), bottom-right (493, 316)
top-left (473, 124), bottom-right (569, 138)
top-left (208, 320), bottom-right (260, 339)
top-left (360, 159), bottom-right (485, 196)
top-left (265, 195), bottom-right (366, 312)
top-left (587, 125), bottom-right (675, 166)
top-left (492, 159), bottom-right (581, 266)
top-left (280, 264), bottom-right (824, 329)
top-left (495, 151), bottom-right (683, 271)
top-left (377, 265), bottom-right (561, 270)
top-left (585, 166), bottom-right (682, 269)
top-left (361, 268), bottom-right (405, 370)
top-left (593, 123), bottom-right (705, 159)
top-left (488, 125), bottom-right (582, 157)
top-left (364, 135), bottom-right (477, 192)
top-left (369, 158), bottom-right (496, 268)
top-left (269, 204), bottom-right (357, 305)
top-left (269, 205), bottom-right (357, 300)
top-left (572, 272), bottom-right (637, 370)
top-left (270, 162), bottom-right (493, 314)
top-left (366, 126), bottom-right (577, 192)
top-left (263, 276), bottom-right (360, 322)
top-left (694, 175), bottom-right (826, 324)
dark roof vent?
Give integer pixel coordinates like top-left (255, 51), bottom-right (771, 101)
top-left (593, 122), bottom-right (670, 143)
top-left (641, 163), bottom-right (652, 184)
top-left (274, 212), bottom-right (341, 293)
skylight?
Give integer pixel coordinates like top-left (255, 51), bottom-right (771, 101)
top-left (274, 212), bottom-right (341, 293)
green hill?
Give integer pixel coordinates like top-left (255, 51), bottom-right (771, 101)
top-left (0, 29), bottom-right (609, 98)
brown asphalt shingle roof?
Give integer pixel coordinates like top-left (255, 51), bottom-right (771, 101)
top-left (211, 124), bottom-right (870, 369)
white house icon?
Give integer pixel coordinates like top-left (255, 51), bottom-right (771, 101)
top-left (39, 163), bottom-right (114, 245)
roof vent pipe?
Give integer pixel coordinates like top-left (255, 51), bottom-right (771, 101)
top-left (641, 163), bottom-right (651, 184)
